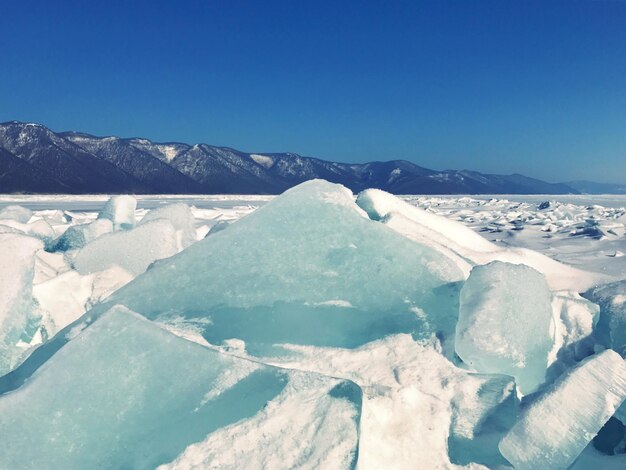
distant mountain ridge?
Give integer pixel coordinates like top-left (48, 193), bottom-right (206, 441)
top-left (0, 120), bottom-right (594, 195)
top-left (564, 180), bottom-right (626, 195)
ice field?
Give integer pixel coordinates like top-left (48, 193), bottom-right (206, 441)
top-left (1, 182), bottom-right (626, 469)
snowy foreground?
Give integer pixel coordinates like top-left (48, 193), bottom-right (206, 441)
top-left (1, 182), bottom-right (626, 469)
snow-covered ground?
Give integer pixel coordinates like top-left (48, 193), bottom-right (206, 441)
top-left (0, 186), bottom-right (625, 469)
top-left (405, 195), bottom-right (626, 278)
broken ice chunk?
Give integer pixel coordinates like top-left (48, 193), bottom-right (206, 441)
top-left (73, 219), bottom-right (178, 276)
top-left (455, 261), bottom-right (553, 394)
top-left (0, 204), bottom-right (32, 223)
top-left (33, 266), bottom-right (133, 336)
top-left (97, 195), bottom-right (136, 230)
top-left (0, 233), bottom-right (43, 376)
top-left (547, 291), bottom-right (599, 378)
top-left (499, 350), bottom-right (626, 470)
top-left (0, 305), bottom-right (361, 469)
top-left (569, 219), bottom-right (605, 239)
top-left (139, 203), bottom-right (197, 249)
top-left (0, 218), bottom-right (56, 249)
top-left (33, 250), bottom-right (71, 284)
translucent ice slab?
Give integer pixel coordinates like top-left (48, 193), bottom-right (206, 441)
top-left (455, 261), bottom-right (553, 394)
top-left (0, 305), bottom-right (361, 469)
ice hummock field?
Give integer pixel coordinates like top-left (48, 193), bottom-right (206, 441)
top-left (0, 183), bottom-right (626, 469)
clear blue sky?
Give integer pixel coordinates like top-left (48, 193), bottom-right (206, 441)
top-left (1, 0), bottom-right (625, 183)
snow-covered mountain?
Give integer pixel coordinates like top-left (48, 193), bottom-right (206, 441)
top-left (0, 121), bottom-right (581, 194)
top-left (0, 122), bottom-right (148, 193)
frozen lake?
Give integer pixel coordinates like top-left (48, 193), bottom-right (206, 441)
top-left (2, 193), bottom-right (625, 211)
top-left (0, 194), bottom-right (275, 211)
top-left (1, 184), bottom-right (625, 468)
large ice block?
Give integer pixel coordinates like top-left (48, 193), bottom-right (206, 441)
top-left (0, 305), bottom-right (360, 469)
top-left (0, 233), bottom-right (43, 376)
top-left (34, 266), bottom-right (133, 336)
top-left (96, 180), bottom-right (464, 357)
top-left (455, 261), bottom-right (553, 394)
top-left (97, 195), bottom-right (136, 230)
top-left (73, 219), bottom-right (178, 276)
top-left (139, 203), bottom-right (197, 249)
top-left (499, 350), bottom-right (626, 470)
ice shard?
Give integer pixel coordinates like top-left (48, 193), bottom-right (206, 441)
top-left (455, 261), bottom-right (553, 394)
top-left (0, 218), bottom-right (56, 249)
top-left (34, 266), bottom-right (133, 335)
top-left (97, 195), bottom-right (136, 230)
top-left (139, 202), bottom-right (197, 249)
top-left (73, 219), bottom-right (178, 276)
top-left (0, 305), bottom-right (361, 469)
top-left (499, 350), bottom-right (626, 470)
top-left (0, 233), bottom-right (42, 375)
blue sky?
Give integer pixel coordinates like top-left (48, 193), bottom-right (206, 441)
top-left (1, 0), bottom-right (625, 183)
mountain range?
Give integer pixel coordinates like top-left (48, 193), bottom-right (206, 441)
top-left (0, 121), bottom-right (615, 195)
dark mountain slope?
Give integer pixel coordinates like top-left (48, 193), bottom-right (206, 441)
top-left (60, 132), bottom-right (206, 194)
top-left (0, 147), bottom-right (70, 193)
top-left (169, 145), bottom-right (287, 194)
top-left (0, 122), bottom-right (148, 193)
